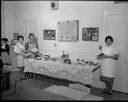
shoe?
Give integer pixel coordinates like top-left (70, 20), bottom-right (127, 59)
top-left (19, 77), bottom-right (23, 81)
top-left (108, 90), bottom-right (113, 95)
top-left (29, 76), bottom-right (33, 78)
top-left (103, 88), bottom-right (109, 93)
top-left (19, 76), bottom-right (27, 81)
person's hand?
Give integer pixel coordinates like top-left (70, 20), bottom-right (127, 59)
top-left (97, 53), bottom-right (104, 60)
top-left (102, 54), bottom-right (119, 60)
top-left (97, 55), bottom-right (102, 60)
top-left (99, 53), bottom-right (104, 56)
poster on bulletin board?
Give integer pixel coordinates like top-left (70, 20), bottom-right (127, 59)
top-left (58, 20), bottom-right (79, 42)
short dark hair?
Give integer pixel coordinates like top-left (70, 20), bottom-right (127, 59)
top-left (18, 35), bottom-right (24, 41)
top-left (105, 36), bottom-right (113, 43)
top-left (29, 33), bottom-right (35, 39)
top-left (1, 38), bottom-right (8, 43)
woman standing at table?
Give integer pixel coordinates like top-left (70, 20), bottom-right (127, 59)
top-left (25, 33), bottom-right (39, 58)
top-left (25, 33), bottom-right (39, 78)
top-left (97, 36), bottom-right (119, 95)
top-left (14, 35), bottom-right (26, 80)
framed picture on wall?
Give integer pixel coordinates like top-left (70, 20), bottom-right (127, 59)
top-left (44, 29), bottom-right (56, 40)
top-left (82, 27), bottom-right (99, 41)
top-left (13, 33), bottom-right (19, 40)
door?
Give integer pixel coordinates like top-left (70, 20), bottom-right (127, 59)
top-left (21, 20), bottom-right (39, 44)
top-left (104, 13), bottom-right (128, 93)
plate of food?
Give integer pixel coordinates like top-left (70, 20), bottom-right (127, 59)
top-left (31, 48), bottom-right (38, 53)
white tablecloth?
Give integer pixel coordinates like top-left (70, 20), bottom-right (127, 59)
top-left (24, 59), bottom-right (100, 85)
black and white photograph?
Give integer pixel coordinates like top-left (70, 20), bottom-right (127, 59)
top-left (1, 0), bottom-right (128, 101)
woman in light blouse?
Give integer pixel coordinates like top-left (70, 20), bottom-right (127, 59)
top-left (14, 35), bottom-right (26, 80)
top-left (25, 33), bottom-right (39, 78)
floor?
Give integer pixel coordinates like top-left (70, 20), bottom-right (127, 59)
top-left (1, 73), bottom-right (128, 100)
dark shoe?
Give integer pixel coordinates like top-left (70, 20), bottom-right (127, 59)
top-left (103, 88), bottom-right (109, 93)
top-left (22, 76), bottom-right (27, 80)
top-left (19, 77), bottom-right (23, 81)
top-left (29, 76), bottom-right (33, 78)
top-left (108, 90), bottom-right (113, 95)
top-left (19, 76), bottom-right (27, 81)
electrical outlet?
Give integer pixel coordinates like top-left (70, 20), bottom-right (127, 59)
top-left (99, 45), bottom-right (102, 50)
top-left (54, 43), bottom-right (56, 47)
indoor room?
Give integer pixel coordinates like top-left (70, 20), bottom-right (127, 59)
top-left (1, 0), bottom-right (128, 100)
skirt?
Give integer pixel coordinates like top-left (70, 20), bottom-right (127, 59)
top-left (17, 66), bottom-right (24, 72)
top-left (1, 52), bottom-right (10, 64)
top-left (100, 75), bottom-right (114, 83)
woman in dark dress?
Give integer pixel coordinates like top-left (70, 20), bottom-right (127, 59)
top-left (1, 38), bottom-right (10, 65)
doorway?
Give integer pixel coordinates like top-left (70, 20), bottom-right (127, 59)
top-left (21, 20), bottom-right (39, 44)
top-left (103, 12), bottom-right (128, 93)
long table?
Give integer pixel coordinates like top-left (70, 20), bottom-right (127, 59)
top-left (24, 59), bottom-right (100, 87)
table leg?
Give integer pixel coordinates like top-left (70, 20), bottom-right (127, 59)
top-left (14, 80), bottom-right (17, 92)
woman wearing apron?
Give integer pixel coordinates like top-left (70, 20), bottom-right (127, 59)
top-left (25, 33), bottom-right (39, 78)
top-left (97, 36), bottom-right (119, 95)
top-left (10, 39), bottom-right (17, 70)
top-left (14, 35), bottom-right (26, 80)
top-left (25, 33), bottom-right (39, 58)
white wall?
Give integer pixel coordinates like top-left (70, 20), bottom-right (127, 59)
top-left (1, 1), bottom-right (14, 40)
top-left (38, 1), bottom-right (103, 62)
top-left (2, 1), bottom-right (128, 92)
top-left (2, 1), bottom-right (103, 62)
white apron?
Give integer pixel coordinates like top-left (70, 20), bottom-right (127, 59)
top-left (101, 46), bottom-right (118, 78)
top-left (14, 43), bottom-right (25, 67)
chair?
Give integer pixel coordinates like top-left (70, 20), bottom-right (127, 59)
top-left (1, 70), bottom-right (11, 91)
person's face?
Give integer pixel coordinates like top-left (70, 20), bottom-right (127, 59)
top-left (30, 35), bottom-right (34, 41)
top-left (19, 38), bottom-right (24, 44)
top-left (106, 39), bottom-right (113, 47)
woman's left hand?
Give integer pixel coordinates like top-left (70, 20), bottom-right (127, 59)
top-left (102, 54), bottom-right (119, 60)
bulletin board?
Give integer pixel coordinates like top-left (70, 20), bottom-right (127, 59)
top-left (58, 20), bottom-right (79, 42)
top-left (13, 33), bottom-right (19, 40)
top-left (82, 27), bottom-right (99, 41)
top-left (44, 29), bottom-right (56, 40)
